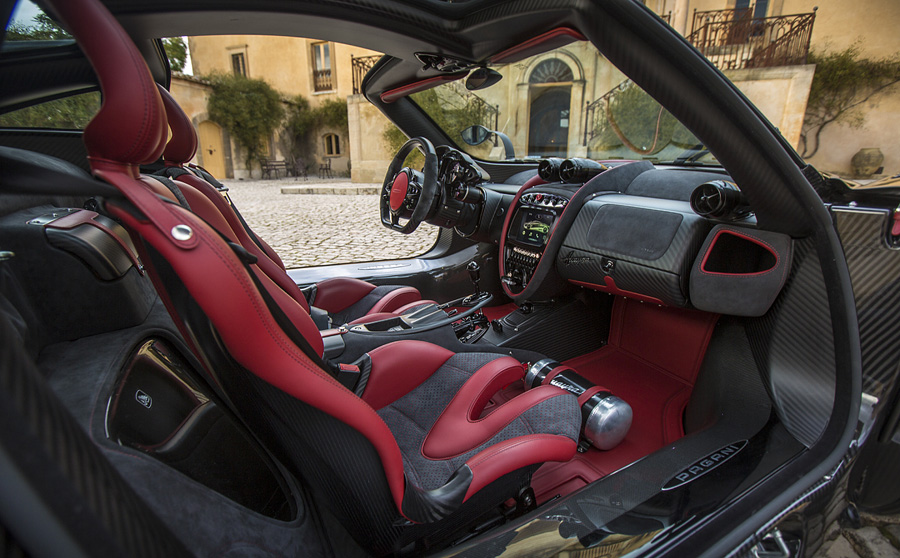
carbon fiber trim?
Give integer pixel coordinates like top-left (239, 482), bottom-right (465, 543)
top-left (834, 207), bottom-right (900, 514)
top-left (833, 208), bottom-right (900, 401)
top-left (0, 309), bottom-right (189, 558)
top-left (747, 237), bottom-right (836, 448)
top-left (559, 195), bottom-right (709, 306)
top-left (558, 248), bottom-right (687, 305)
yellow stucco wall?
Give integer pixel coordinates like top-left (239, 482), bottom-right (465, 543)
top-left (348, 94), bottom-right (395, 183)
top-left (188, 35), bottom-right (380, 108)
top-left (726, 65), bottom-right (815, 148)
top-left (649, 0), bottom-right (900, 176)
top-left (781, 0), bottom-right (900, 60)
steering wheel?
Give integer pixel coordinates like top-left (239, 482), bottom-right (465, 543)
top-left (380, 137), bottom-right (439, 234)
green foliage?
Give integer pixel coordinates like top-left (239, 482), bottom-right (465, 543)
top-left (410, 87), bottom-right (494, 142)
top-left (207, 73), bottom-right (284, 169)
top-left (1, 14), bottom-right (97, 130)
top-left (5, 13), bottom-right (70, 41)
top-left (317, 98), bottom-right (348, 129)
top-left (398, 86), bottom-right (496, 160)
top-left (163, 37), bottom-right (187, 73)
top-left (280, 96), bottom-right (349, 166)
top-left (382, 124), bottom-right (424, 168)
top-left (801, 46), bottom-right (900, 158)
top-left (0, 92), bottom-right (100, 129)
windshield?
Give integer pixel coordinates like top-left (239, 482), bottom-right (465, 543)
top-left (410, 41), bottom-right (717, 165)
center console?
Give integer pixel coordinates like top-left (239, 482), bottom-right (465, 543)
top-left (502, 191), bottom-right (568, 293)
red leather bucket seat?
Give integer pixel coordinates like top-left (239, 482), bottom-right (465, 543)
top-left (151, 85), bottom-right (431, 328)
top-left (48, 0), bottom-right (582, 553)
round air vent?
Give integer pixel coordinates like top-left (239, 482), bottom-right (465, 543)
top-left (559, 158), bottom-right (607, 183)
top-left (690, 180), bottom-right (749, 219)
top-left (538, 158), bottom-right (563, 182)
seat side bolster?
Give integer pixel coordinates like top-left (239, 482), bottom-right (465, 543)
top-left (362, 340), bottom-right (455, 410)
top-left (367, 286), bottom-right (422, 315)
top-left (423, 374), bottom-right (568, 459)
top-left (463, 434), bottom-right (577, 500)
top-left (314, 277), bottom-right (378, 313)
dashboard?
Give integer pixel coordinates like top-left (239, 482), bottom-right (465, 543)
top-left (425, 148), bottom-right (788, 316)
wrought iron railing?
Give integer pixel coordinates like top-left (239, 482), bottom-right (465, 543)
top-left (583, 79), bottom-right (631, 146)
top-left (687, 7), bottom-right (816, 70)
top-left (313, 69), bottom-right (333, 92)
top-left (351, 55), bottom-right (380, 94)
top-left (446, 81), bottom-right (500, 136)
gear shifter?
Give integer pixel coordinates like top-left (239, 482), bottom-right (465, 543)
top-left (467, 261), bottom-right (481, 296)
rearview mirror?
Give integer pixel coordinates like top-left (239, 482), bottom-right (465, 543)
top-left (465, 67), bottom-right (503, 91)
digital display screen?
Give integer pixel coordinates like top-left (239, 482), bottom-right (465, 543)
top-left (514, 209), bottom-right (555, 247)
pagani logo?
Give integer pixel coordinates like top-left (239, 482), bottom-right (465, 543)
top-left (662, 440), bottom-right (747, 491)
top-left (561, 251), bottom-right (591, 266)
top-left (135, 389), bottom-right (152, 409)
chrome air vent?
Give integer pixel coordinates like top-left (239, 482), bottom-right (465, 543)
top-left (690, 180), bottom-right (750, 219)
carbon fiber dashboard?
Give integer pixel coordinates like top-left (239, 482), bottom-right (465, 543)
top-left (558, 194), bottom-right (710, 306)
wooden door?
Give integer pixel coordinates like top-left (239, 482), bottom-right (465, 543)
top-left (198, 120), bottom-right (226, 177)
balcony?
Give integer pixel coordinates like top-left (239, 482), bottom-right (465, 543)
top-left (687, 6), bottom-right (817, 70)
top-left (351, 55), bottom-right (381, 94)
top-left (314, 69), bottom-right (333, 92)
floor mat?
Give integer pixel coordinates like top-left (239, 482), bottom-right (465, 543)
top-left (524, 297), bottom-right (720, 503)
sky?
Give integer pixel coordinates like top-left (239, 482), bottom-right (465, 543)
top-left (9, 0), bottom-right (41, 27)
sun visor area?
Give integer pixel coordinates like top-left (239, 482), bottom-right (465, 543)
top-left (379, 72), bottom-right (467, 103)
top-left (490, 27), bottom-right (585, 65)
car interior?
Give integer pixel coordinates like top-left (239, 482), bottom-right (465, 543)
top-left (0, 0), bottom-right (861, 556)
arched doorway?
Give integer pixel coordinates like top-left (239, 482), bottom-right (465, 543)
top-left (198, 120), bottom-right (226, 178)
top-left (528, 59), bottom-right (574, 157)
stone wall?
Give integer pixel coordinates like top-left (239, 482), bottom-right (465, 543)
top-left (347, 94), bottom-right (395, 183)
top-left (726, 65), bottom-right (815, 149)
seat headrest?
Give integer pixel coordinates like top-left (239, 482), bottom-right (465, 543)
top-left (47, 0), bottom-right (166, 170)
top-left (158, 85), bottom-right (198, 165)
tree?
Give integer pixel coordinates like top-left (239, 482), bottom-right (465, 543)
top-left (383, 85), bottom-right (495, 163)
top-left (207, 74), bottom-right (284, 170)
top-left (588, 80), bottom-right (695, 157)
top-left (0, 93), bottom-right (100, 129)
top-left (800, 46), bottom-right (900, 159)
top-left (0, 13), bottom-right (99, 130)
top-left (5, 13), bottom-right (70, 41)
top-left (163, 37), bottom-right (187, 73)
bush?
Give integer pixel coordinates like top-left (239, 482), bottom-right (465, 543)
top-left (801, 46), bottom-right (900, 158)
top-left (207, 74), bottom-right (284, 170)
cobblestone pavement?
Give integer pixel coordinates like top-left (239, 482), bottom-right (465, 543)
top-left (225, 178), bottom-right (900, 558)
top-left (817, 514), bottom-right (900, 558)
top-left (222, 177), bottom-right (439, 268)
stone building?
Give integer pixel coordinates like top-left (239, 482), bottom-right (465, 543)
top-left (174, 0), bottom-right (899, 181)
top-left (172, 35), bottom-right (388, 180)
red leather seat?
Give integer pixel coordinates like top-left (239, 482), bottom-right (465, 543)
top-left (49, 0), bottom-right (582, 553)
top-left (152, 85), bottom-right (431, 328)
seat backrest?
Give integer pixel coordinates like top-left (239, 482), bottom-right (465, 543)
top-left (154, 86), bottom-right (309, 310)
top-left (47, 1), bottom-right (419, 553)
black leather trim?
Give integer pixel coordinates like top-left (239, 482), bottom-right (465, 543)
top-left (401, 465), bottom-right (473, 524)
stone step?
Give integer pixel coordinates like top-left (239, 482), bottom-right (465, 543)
top-left (281, 184), bottom-right (380, 195)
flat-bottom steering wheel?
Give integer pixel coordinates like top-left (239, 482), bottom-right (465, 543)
top-left (380, 137), bottom-right (439, 234)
